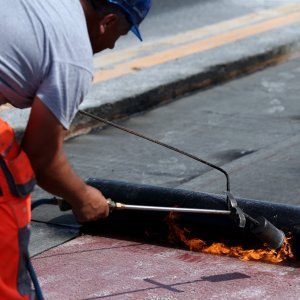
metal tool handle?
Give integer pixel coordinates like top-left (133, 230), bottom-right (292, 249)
top-left (57, 198), bottom-right (233, 215)
top-left (111, 203), bottom-right (232, 215)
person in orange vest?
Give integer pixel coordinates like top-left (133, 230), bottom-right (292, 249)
top-left (0, 0), bottom-right (152, 299)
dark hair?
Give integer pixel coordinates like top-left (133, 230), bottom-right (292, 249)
top-left (89, 0), bottom-right (130, 27)
top-left (89, 0), bottom-right (123, 17)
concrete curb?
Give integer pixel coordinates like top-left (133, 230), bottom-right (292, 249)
top-left (70, 41), bottom-right (300, 137)
top-left (2, 40), bottom-right (300, 139)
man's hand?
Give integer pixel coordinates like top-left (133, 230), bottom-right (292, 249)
top-left (22, 97), bottom-right (109, 222)
top-left (69, 185), bottom-right (109, 223)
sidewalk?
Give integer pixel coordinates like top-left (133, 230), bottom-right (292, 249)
top-left (32, 235), bottom-right (300, 300)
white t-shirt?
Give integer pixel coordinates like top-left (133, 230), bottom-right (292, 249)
top-left (0, 0), bottom-right (93, 129)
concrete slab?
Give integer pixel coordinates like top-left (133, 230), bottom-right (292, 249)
top-left (179, 134), bottom-right (300, 205)
top-left (32, 235), bottom-right (300, 300)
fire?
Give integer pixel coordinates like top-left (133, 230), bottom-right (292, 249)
top-left (166, 213), bottom-right (295, 263)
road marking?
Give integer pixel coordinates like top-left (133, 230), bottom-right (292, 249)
top-left (93, 3), bottom-right (300, 68)
top-left (93, 4), bottom-right (300, 84)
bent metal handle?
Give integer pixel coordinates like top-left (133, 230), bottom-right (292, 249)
top-left (57, 198), bottom-right (231, 215)
top-left (111, 202), bottom-right (231, 215)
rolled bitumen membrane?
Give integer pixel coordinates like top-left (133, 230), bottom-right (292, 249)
top-left (83, 178), bottom-right (300, 259)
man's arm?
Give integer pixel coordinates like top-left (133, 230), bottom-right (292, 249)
top-left (21, 97), bottom-right (109, 222)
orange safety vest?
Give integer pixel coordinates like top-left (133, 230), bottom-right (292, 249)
top-left (0, 118), bottom-right (36, 300)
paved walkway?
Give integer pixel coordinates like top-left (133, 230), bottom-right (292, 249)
top-left (32, 235), bottom-right (300, 300)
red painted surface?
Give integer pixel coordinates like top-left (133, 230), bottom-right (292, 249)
top-left (33, 235), bottom-right (300, 299)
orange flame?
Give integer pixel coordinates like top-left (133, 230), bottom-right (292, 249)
top-left (166, 213), bottom-right (294, 263)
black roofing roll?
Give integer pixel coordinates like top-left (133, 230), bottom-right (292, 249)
top-left (85, 178), bottom-right (300, 257)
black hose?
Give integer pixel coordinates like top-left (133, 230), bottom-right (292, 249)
top-left (31, 198), bottom-right (58, 210)
top-left (27, 260), bottom-right (44, 300)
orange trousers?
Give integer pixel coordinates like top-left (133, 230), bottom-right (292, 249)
top-left (0, 118), bottom-right (35, 300)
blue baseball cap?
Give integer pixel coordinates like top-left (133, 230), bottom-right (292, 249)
top-left (106, 0), bottom-right (152, 41)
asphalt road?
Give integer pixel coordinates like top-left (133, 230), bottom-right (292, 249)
top-left (106, 0), bottom-right (300, 49)
top-left (57, 55), bottom-right (300, 206)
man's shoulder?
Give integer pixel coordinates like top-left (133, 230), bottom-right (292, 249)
top-left (39, 0), bottom-right (93, 69)
top-left (1, 0), bottom-right (93, 68)
top-left (0, 0), bottom-right (93, 110)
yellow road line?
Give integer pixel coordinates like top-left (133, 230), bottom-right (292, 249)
top-left (93, 3), bottom-right (300, 69)
top-left (93, 9), bottom-right (300, 84)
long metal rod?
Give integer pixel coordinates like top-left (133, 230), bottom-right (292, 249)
top-left (79, 110), bottom-right (231, 192)
top-left (116, 203), bottom-right (231, 215)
